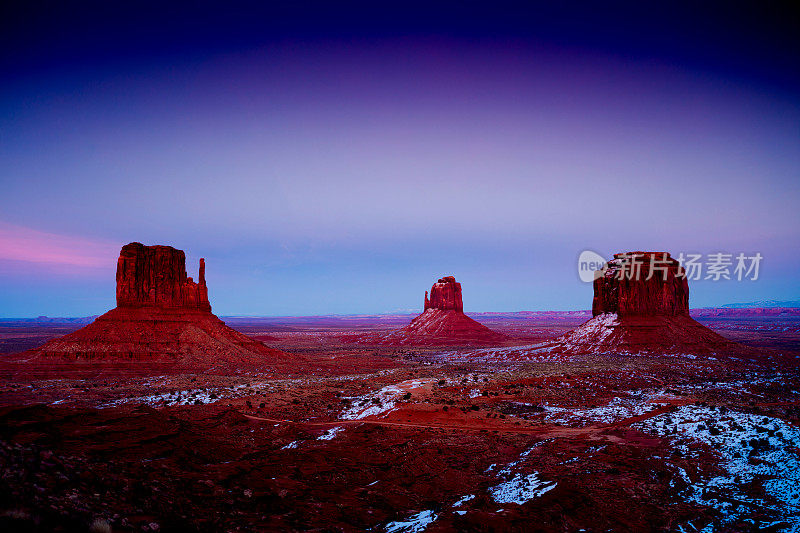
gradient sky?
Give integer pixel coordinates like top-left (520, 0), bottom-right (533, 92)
top-left (1, 1), bottom-right (799, 317)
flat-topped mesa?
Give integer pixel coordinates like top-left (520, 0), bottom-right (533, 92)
top-left (115, 242), bottom-right (211, 312)
top-left (424, 276), bottom-right (464, 312)
top-left (531, 250), bottom-right (746, 356)
top-left (592, 251), bottom-right (689, 318)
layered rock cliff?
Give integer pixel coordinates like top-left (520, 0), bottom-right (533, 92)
top-left (592, 252), bottom-right (689, 317)
top-left (116, 243), bottom-right (210, 311)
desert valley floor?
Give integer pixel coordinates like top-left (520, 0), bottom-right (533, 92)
top-left (1, 311), bottom-right (799, 532)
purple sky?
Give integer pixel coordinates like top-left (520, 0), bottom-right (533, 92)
top-left (1, 3), bottom-right (799, 316)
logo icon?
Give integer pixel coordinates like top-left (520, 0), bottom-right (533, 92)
top-left (578, 250), bottom-right (607, 283)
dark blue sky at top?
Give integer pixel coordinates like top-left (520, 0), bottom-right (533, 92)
top-left (1, 1), bottom-right (799, 317)
top-left (3, 1), bottom-right (798, 90)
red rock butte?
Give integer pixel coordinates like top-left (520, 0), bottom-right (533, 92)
top-left (379, 276), bottom-right (508, 346)
top-left (17, 243), bottom-right (287, 367)
top-left (592, 251), bottom-right (689, 318)
top-left (424, 276), bottom-right (464, 312)
top-left (115, 243), bottom-right (211, 312)
top-left (555, 251), bottom-right (741, 354)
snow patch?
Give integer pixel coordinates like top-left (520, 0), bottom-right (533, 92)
top-left (340, 379), bottom-right (433, 420)
top-left (634, 406), bottom-right (800, 529)
top-left (543, 389), bottom-right (675, 426)
top-left (384, 509), bottom-right (438, 533)
top-left (489, 473), bottom-right (557, 504)
top-left (452, 494), bottom-right (474, 507)
top-left (102, 387), bottom-right (221, 408)
top-left (317, 427), bottom-right (344, 441)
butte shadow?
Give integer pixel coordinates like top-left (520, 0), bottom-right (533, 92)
top-left (368, 276), bottom-right (509, 346)
top-left (7, 243), bottom-right (289, 371)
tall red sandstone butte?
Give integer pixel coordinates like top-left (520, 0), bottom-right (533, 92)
top-left (378, 276), bottom-right (508, 346)
top-left (115, 243), bottom-right (211, 311)
top-left (554, 251), bottom-right (740, 354)
top-left (592, 252), bottom-right (689, 318)
top-left (17, 243), bottom-right (287, 367)
top-left (424, 276), bottom-right (464, 312)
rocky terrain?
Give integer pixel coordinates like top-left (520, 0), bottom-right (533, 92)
top-left (0, 255), bottom-right (798, 532)
top-left (0, 333), bottom-right (797, 532)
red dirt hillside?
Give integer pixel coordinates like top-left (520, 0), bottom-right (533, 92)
top-left (10, 243), bottom-right (287, 367)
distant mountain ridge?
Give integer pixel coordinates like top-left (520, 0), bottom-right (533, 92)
top-left (4, 301), bottom-right (799, 323)
top-left (0, 316), bottom-right (98, 324)
top-left (719, 300), bottom-right (800, 309)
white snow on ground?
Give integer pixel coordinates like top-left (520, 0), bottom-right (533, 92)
top-left (280, 441), bottom-right (299, 450)
top-left (100, 381), bottom-right (274, 408)
top-left (317, 427), bottom-right (344, 441)
top-left (558, 312), bottom-right (619, 349)
top-left (498, 439), bottom-right (553, 476)
top-left (385, 440), bottom-right (556, 530)
top-left (482, 439), bottom-right (558, 506)
top-left (678, 374), bottom-right (785, 393)
top-left (439, 343), bottom-right (570, 363)
top-left (340, 379), bottom-right (434, 420)
top-left (99, 371), bottom-right (428, 410)
top-left (452, 494), bottom-right (474, 507)
top-left (543, 389), bottom-right (676, 426)
top-left (98, 376), bottom-right (324, 409)
top-left (102, 388), bottom-right (222, 407)
top-left (384, 510), bottom-right (438, 533)
top-left (489, 472), bottom-right (557, 504)
top-left (634, 406), bottom-right (800, 531)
